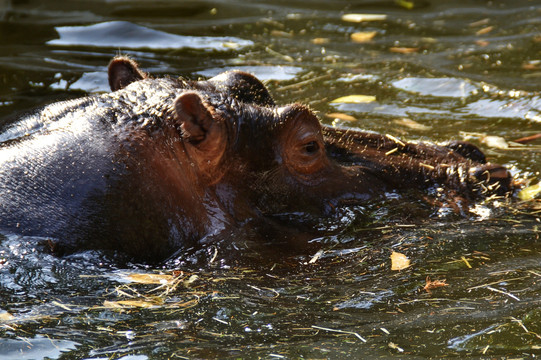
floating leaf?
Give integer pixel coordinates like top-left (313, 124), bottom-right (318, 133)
top-left (126, 273), bottom-right (174, 285)
top-left (481, 135), bottom-right (508, 149)
top-left (395, 0), bottom-right (415, 10)
top-left (518, 181), bottom-right (541, 201)
top-left (423, 276), bottom-right (448, 293)
top-left (475, 26), bottom-right (494, 36)
top-left (388, 342), bottom-right (405, 352)
top-left (393, 118), bottom-right (431, 131)
top-left (270, 30), bottom-right (293, 38)
top-left (389, 47), bottom-right (419, 53)
top-left (390, 251), bottom-right (410, 270)
top-left (311, 37), bottom-right (330, 45)
top-left (475, 40), bottom-right (490, 47)
top-left (351, 31), bottom-right (377, 43)
top-left (0, 311), bottom-right (14, 321)
top-left (326, 112), bottom-right (357, 122)
top-left (104, 299), bottom-right (162, 308)
top-left (330, 95), bottom-right (376, 104)
top-left (341, 13), bottom-right (387, 23)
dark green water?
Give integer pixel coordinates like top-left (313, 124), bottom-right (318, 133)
top-left (1, 0), bottom-right (541, 359)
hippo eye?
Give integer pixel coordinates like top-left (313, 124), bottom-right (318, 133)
top-left (303, 141), bottom-right (320, 155)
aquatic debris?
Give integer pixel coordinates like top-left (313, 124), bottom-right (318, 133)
top-left (103, 299), bottom-right (163, 308)
top-left (395, 0), bottom-right (415, 10)
top-left (513, 133), bottom-right (541, 144)
top-left (51, 300), bottom-right (73, 311)
top-left (330, 95), bottom-right (376, 104)
top-left (518, 181), bottom-right (541, 201)
top-left (341, 14), bottom-right (387, 23)
top-left (484, 286), bottom-right (520, 301)
top-left (393, 118), bottom-right (431, 131)
top-left (325, 112), bottom-right (357, 122)
top-left (460, 256), bottom-right (472, 269)
top-left (423, 276), bottom-right (448, 293)
top-left (390, 251), bottom-right (410, 270)
top-left (308, 249), bottom-right (324, 264)
top-left (125, 273), bottom-right (174, 285)
top-left (311, 38), bottom-right (330, 45)
top-left (481, 135), bottom-right (509, 149)
top-left (265, 46), bottom-right (294, 62)
top-left (469, 18), bottom-right (490, 27)
top-left (311, 325), bottom-right (367, 342)
top-left (388, 342), bottom-right (405, 352)
top-left (276, 74), bottom-right (331, 92)
top-left (270, 30), bottom-right (293, 38)
top-left (0, 311), bottom-right (14, 321)
top-left (459, 131), bottom-right (535, 150)
top-left (476, 26), bottom-right (494, 36)
top-left (389, 47), bottom-right (419, 53)
top-left (351, 31), bottom-right (377, 43)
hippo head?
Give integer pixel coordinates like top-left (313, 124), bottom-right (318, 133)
top-left (166, 79), bottom-right (512, 220)
top-left (106, 57), bottom-right (513, 258)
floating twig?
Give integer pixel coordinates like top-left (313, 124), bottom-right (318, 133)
top-left (485, 286), bottom-right (520, 301)
top-left (513, 133), bottom-right (541, 144)
top-left (467, 277), bottom-right (528, 291)
top-left (312, 325), bottom-right (367, 342)
top-left (461, 256), bottom-right (472, 269)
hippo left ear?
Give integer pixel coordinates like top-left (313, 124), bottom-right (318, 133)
top-left (174, 92), bottom-right (218, 145)
top-left (108, 56), bottom-right (147, 91)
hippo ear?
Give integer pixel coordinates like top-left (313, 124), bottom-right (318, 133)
top-left (108, 56), bottom-right (146, 91)
top-left (174, 92), bottom-right (216, 144)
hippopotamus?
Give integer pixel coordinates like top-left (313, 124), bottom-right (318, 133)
top-left (0, 57), bottom-right (513, 261)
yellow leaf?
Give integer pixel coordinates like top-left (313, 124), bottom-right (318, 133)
top-left (312, 37), bottom-right (330, 45)
top-left (342, 13), bottom-right (387, 23)
top-left (326, 112), bottom-right (357, 122)
top-left (330, 95), bottom-right (376, 104)
top-left (389, 47), bottom-right (419, 54)
top-left (351, 31), bottom-right (377, 43)
top-left (476, 26), bottom-right (494, 36)
top-left (518, 181), bottom-right (541, 201)
top-left (481, 135), bottom-right (508, 149)
top-left (125, 273), bottom-right (174, 285)
top-left (104, 300), bottom-right (160, 308)
top-left (395, 0), bottom-right (415, 10)
top-left (271, 30), bottom-right (293, 38)
top-left (393, 118), bottom-right (431, 131)
top-left (390, 251), bottom-right (410, 270)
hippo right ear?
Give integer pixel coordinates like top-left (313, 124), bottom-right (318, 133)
top-left (108, 56), bottom-right (147, 91)
top-left (174, 92), bottom-right (227, 183)
top-left (174, 92), bottom-right (219, 145)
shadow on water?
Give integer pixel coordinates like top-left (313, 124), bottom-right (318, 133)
top-left (1, 0), bottom-right (541, 358)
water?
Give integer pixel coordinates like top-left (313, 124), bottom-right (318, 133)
top-left (1, 0), bottom-right (541, 358)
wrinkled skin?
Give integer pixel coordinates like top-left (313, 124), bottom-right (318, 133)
top-left (0, 57), bottom-right (513, 262)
